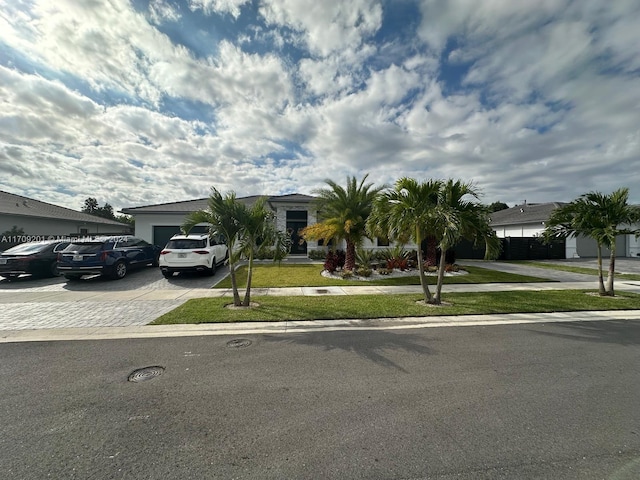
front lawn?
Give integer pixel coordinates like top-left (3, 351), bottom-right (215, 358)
top-left (214, 264), bottom-right (549, 288)
top-left (152, 290), bottom-right (640, 324)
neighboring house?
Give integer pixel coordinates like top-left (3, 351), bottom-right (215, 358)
top-left (490, 202), bottom-right (640, 259)
top-left (122, 194), bottom-right (320, 252)
top-left (1, 190), bottom-right (131, 250)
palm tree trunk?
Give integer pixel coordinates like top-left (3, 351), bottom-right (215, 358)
top-left (606, 244), bottom-right (616, 296)
top-left (345, 240), bottom-right (356, 271)
top-left (433, 247), bottom-right (448, 304)
top-left (243, 251), bottom-right (254, 306)
top-left (596, 243), bottom-right (606, 296)
top-left (416, 231), bottom-right (433, 303)
top-left (425, 236), bottom-right (437, 266)
top-left (228, 260), bottom-right (242, 306)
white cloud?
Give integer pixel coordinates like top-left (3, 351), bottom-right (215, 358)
top-left (189, 0), bottom-right (250, 19)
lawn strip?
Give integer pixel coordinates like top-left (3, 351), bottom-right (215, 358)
top-left (213, 264), bottom-right (549, 289)
top-left (517, 261), bottom-right (640, 281)
top-left (152, 290), bottom-right (640, 325)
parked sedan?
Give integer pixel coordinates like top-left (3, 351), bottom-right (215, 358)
top-left (159, 233), bottom-right (228, 277)
top-left (57, 236), bottom-right (161, 280)
top-left (0, 240), bottom-right (70, 280)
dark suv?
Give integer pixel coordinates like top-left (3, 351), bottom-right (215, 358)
top-left (57, 236), bottom-right (160, 281)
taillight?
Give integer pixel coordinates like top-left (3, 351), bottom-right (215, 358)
top-left (160, 250), bottom-right (170, 255)
top-left (192, 250), bottom-right (209, 255)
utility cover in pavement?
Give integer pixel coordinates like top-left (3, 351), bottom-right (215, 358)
top-left (226, 339), bottom-right (252, 348)
top-left (128, 366), bottom-right (165, 382)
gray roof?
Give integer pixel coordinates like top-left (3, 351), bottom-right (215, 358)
top-left (490, 202), bottom-right (566, 227)
top-left (0, 190), bottom-right (128, 226)
top-left (122, 193), bottom-right (317, 214)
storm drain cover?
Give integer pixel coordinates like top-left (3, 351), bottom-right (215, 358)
top-left (226, 339), bottom-right (252, 348)
top-left (315, 289), bottom-right (329, 294)
top-left (128, 366), bottom-right (165, 383)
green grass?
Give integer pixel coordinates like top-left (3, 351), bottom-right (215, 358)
top-left (152, 290), bottom-right (640, 325)
top-left (516, 261), bottom-right (640, 280)
top-left (214, 264), bottom-right (549, 288)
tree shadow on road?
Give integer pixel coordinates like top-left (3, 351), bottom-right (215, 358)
top-left (529, 319), bottom-right (640, 346)
top-left (263, 329), bottom-right (436, 372)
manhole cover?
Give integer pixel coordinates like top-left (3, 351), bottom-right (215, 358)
top-left (128, 366), bottom-right (165, 383)
top-left (226, 339), bottom-right (252, 348)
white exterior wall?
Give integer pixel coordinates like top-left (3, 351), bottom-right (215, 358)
top-left (1, 214), bottom-right (129, 238)
top-left (627, 223), bottom-right (640, 257)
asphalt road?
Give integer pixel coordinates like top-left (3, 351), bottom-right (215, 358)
top-left (2, 320), bottom-right (640, 479)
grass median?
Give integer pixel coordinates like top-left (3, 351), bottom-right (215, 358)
top-left (152, 290), bottom-right (640, 325)
top-left (213, 264), bottom-right (549, 288)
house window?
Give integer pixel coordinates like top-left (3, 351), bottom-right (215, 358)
top-left (377, 237), bottom-right (390, 247)
top-left (80, 228), bottom-right (88, 235)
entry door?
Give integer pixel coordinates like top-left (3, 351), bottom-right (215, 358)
top-left (286, 210), bottom-right (308, 254)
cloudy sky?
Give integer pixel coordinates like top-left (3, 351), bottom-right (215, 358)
top-left (1, 0), bottom-right (639, 214)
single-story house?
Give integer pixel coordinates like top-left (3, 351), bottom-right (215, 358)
top-left (490, 202), bottom-right (640, 259)
top-left (1, 190), bottom-right (131, 250)
top-left (122, 194), bottom-right (321, 252)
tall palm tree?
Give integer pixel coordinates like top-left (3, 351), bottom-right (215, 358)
top-left (431, 179), bottom-right (501, 304)
top-left (544, 188), bottom-right (640, 296)
top-left (367, 178), bottom-right (442, 303)
top-left (182, 188), bottom-right (244, 306)
top-left (307, 175), bottom-right (384, 271)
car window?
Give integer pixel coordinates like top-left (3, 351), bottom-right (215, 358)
top-left (65, 243), bottom-right (104, 253)
top-left (2, 242), bottom-right (48, 254)
top-left (133, 238), bottom-right (151, 247)
top-left (115, 238), bottom-right (135, 248)
top-left (53, 242), bottom-right (71, 252)
top-left (166, 239), bottom-right (207, 249)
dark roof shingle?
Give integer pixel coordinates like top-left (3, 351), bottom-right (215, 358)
top-left (490, 202), bottom-right (566, 227)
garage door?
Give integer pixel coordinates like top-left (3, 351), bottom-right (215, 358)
top-left (152, 225), bottom-right (209, 248)
top-left (576, 235), bottom-right (627, 258)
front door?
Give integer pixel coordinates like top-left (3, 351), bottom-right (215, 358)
top-left (286, 210), bottom-right (308, 255)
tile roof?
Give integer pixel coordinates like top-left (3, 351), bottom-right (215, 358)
top-left (0, 190), bottom-right (128, 226)
top-left (490, 202), bottom-right (566, 226)
top-left (122, 193), bottom-right (317, 214)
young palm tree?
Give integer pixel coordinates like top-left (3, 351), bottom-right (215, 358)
top-left (544, 188), bottom-right (640, 296)
top-left (308, 175), bottom-right (384, 271)
top-left (182, 188), bottom-right (244, 306)
top-left (236, 197), bottom-right (290, 306)
top-left (431, 179), bottom-right (501, 304)
top-left (367, 178), bottom-right (442, 303)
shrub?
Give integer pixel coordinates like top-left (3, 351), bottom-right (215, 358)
top-left (445, 264), bottom-right (460, 273)
top-left (323, 250), bottom-right (346, 273)
top-left (355, 267), bottom-right (372, 277)
top-left (340, 269), bottom-right (354, 279)
top-left (307, 249), bottom-right (326, 260)
top-left (356, 248), bottom-right (375, 268)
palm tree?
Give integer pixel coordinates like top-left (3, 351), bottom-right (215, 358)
top-left (182, 188), bottom-right (244, 306)
top-left (235, 197), bottom-right (290, 306)
top-left (305, 175), bottom-right (384, 271)
top-left (367, 178), bottom-right (442, 303)
top-left (431, 179), bottom-right (501, 304)
top-left (367, 178), bottom-right (500, 305)
top-left (544, 188), bottom-right (640, 296)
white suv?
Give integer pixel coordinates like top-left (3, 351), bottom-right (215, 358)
top-left (159, 234), bottom-right (228, 278)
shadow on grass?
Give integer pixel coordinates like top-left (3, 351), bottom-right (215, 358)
top-left (529, 319), bottom-right (640, 346)
top-left (263, 329), bottom-right (435, 372)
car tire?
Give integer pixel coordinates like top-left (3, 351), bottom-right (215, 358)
top-left (111, 261), bottom-right (127, 280)
top-left (205, 259), bottom-right (216, 276)
top-left (49, 261), bottom-right (60, 277)
top-left (152, 255), bottom-right (159, 267)
top-left (162, 270), bottom-right (172, 278)
top-left (65, 275), bottom-right (82, 281)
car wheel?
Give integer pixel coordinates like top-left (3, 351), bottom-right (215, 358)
top-left (152, 255), bottom-right (160, 267)
top-left (205, 259), bottom-right (216, 276)
top-left (49, 261), bottom-right (60, 277)
top-left (111, 261), bottom-right (127, 280)
top-left (65, 275), bottom-right (82, 281)
top-left (162, 270), bottom-right (172, 278)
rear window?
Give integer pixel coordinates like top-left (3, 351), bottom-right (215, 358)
top-left (65, 243), bottom-right (107, 253)
top-left (2, 242), bottom-right (49, 254)
top-left (166, 239), bottom-right (206, 249)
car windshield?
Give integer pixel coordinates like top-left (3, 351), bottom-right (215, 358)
top-left (2, 242), bottom-right (48, 255)
top-left (166, 239), bottom-right (206, 249)
top-left (65, 243), bottom-right (105, 253)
